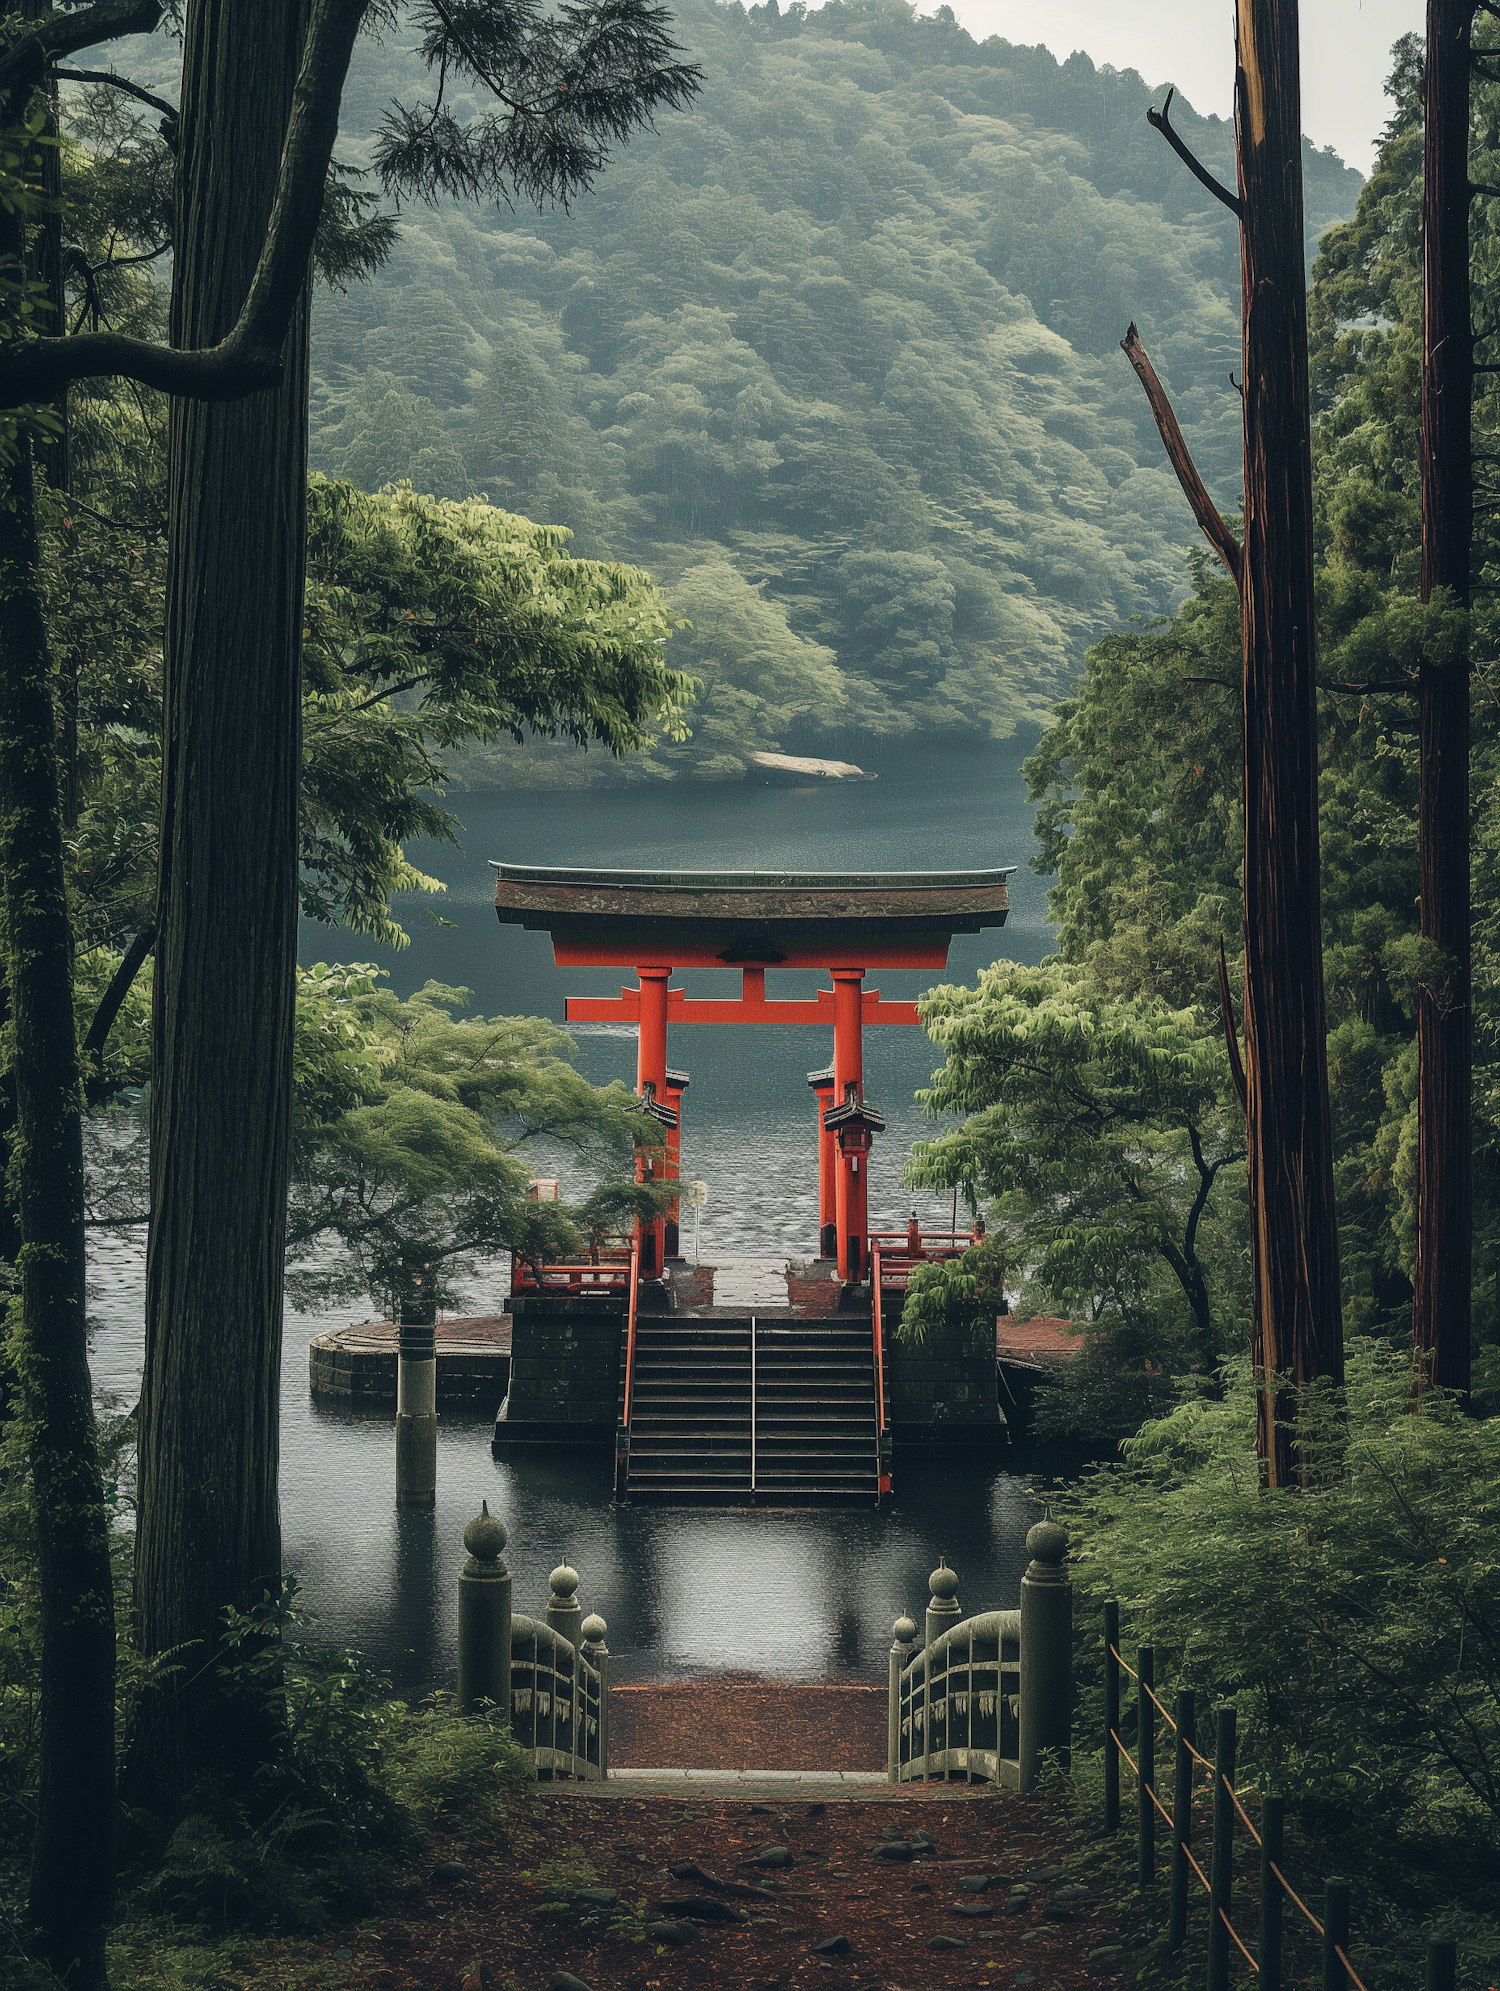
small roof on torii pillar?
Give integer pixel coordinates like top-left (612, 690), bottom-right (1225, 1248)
top-left (491, 862), bottom-right (1014, 970)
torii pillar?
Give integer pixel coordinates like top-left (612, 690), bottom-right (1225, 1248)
top-left (635, 967), bottom-right (671, 1276)
top-left (825, 969), bottom-right (885, 1283)
top-left (808, 1062), bottom-right (836, 1259)
top-left (664, 1068), bottom-right (689, 1257)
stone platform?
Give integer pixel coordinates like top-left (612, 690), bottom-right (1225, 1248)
top-left (309, 1315), bottom-right (511, 1406)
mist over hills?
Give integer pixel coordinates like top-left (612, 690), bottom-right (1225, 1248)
top-left (245, 4), bottom-right (1374, 780)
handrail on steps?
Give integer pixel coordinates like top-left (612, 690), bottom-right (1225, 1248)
top-left (622, 1240), bottom-right (641, 1425)
top-left (872, 1243), bottom-right (887, 1439)
top-left (614, 1241), bottom-right (642, 1505)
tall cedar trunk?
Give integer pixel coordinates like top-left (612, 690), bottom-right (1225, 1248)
top-left (1235, 0), bottom-right (1344, 1481)
top-left (20, 0), bottom-right (68, 497)
top-left (0, 2), bottom-right (67, 1298)
top-left (1415, 0), bottom-right (1473, 1395)
top-left (126, 0), bottom-right (310, 1810)
top-left (0, 372), bottom-right (117, 1987)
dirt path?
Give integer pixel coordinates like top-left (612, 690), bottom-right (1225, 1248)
top-left (347, 1792), bottom-right (1124, 1991)
top-left (608, 1680), bottom-right (887, 1771)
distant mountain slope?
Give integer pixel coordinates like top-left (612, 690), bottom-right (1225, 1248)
top-left (314, 2), bottom-right (1354, 779)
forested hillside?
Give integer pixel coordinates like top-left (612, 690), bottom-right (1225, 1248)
top-left (308, 0), bottom-right (1361, 781)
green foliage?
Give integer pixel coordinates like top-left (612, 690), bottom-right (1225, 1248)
top-left (1015, 28), bottom-right (1500, 1410)
top-left (908, 959), bottom-right (1245, 1404)
top-left (285, 971), bottom-right (654, 1316)
top-left (898, 1235), bottom-right (1005, 1355)
top-left (1063, 1347), bottom-right (1500, 1939)
top-left (46, 465), bottom-right (689, 961)
top-left (314, 0), bottom-right (1361, 784)
top-left (300, 476), bottom-right (691, 941)
top-left (380, 1695), bottom-right (532, 1833)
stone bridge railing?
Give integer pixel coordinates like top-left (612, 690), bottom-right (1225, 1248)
top-left (456, 1503), bottom-right (609, 1781)
top-left (888, 1520), bottom-right (1071, 1791)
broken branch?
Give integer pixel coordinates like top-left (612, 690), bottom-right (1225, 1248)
top-left (1121, 323), bottom-right (1243, 586)
top-left (52, 66), bottom-right (177, 125)
top-left (1146, 88), bottom-right (1244, 218)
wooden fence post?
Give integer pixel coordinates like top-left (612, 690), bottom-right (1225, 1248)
top-left (888, 1615), bottom-right (916, 1784)
top-left (1017, 1519), bottom-right (1071, 1791)
top-left (1259, 1792), bottom-right (1284, 1991)
top-left (1426, 1935), bottom-right (1457, 1991)
top-left (457, 1502), bottom-right (512, 1719)
top-left (1168, 1687), bottom-right (1195, 1949)
top-left (1137, 1645), bottom-right (1156, 1885)
top-left (1206, 1705), bottom-right (1236, 1991)
top-left (1322, 1879), bottom-right (1350, 1991)
top-left (1104, 1600), bottom-right (1120, 1832)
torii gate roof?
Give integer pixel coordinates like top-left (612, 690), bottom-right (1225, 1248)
top-left (491, 861), bottom-right (1013, 969)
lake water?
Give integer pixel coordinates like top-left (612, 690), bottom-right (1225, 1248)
top-left (87, 733), bottom-right (1076, 1701)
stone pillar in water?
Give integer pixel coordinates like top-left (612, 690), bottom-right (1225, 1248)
top-left (395, 1284), bottom-right (438, 1506)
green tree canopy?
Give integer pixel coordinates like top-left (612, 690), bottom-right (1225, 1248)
top-left (284, 970), bottom-right (658, 1316)
top-left (907, 959), bottom-right (1245, 1434)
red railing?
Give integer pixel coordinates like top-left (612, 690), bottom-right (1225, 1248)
top-left (868, 1228), bottom-right (975, 1296)
top-left (872, 1244), bottom-right (888, 1438)
top-left (621, 1241), bottom-right (641, 1426)
top-left (511, 1245), bottom-right (633, 1299)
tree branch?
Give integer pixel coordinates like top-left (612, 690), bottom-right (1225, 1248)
top-left (53, 66), bottom-right (177, 126)
top-left (1121, 323), bottom-right (1243, 586)
top-left (304, 674), bottom-right (429, 723)
top-left (82, 923), bottom-right (155, 1104)
top-left (1323, 678), bottom-right (1417, 694)
top-left (1218, 939), bottom-right (1248, 1113)
top-left (1146, 88), bottom-right (1244, 218)
top-left (0, 0), bottom-right (163, 102)
top-left (3, 0), bottom-right (369, 407)
top-left (1183, 1121), bottom-right (1243, 1270)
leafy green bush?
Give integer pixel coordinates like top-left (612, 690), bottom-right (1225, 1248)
top-left (1062, 1346), bottom-right (1500, 1935)
top-left (382, 1694), bottom-right (533, 1833)
top-left (897, 1236), bottom-right (1006, 1354)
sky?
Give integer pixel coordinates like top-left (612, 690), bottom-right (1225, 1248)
top-left (925, 0), bottom-right (1425, 175)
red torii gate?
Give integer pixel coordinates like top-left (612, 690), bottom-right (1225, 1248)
top-left (493, 863), bottom-right (1013, 1282)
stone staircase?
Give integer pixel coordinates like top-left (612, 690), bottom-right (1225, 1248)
top-left (624, 1316), bottom-right (879, 1506)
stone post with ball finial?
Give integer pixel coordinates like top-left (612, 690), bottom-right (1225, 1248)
top-left (1017, 1515), bottom-right (1071, 1791)
top-left (925, 1557), bottom-right (961, 1649)
top-left (457, 1502), bottom-right (512, 1719)
top-left (545, 1562), bottom-right (583, 1645)
top-left (581, 1613), bottom-right (610, 1776)
top-left (887, 1615), bottom-right (917, 1781)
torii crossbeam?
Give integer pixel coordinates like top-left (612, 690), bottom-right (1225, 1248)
top-left (493, 862), bottom-right (1013, 1280)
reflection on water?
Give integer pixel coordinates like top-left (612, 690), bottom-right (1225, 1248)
top-left (88, 735), bottom-right (1070, 1696)
top-left (291, 1391), bottom-right (1077, 1697)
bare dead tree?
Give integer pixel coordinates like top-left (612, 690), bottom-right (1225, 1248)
top-left (1123, 0), bottom-right (1343, 1483)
